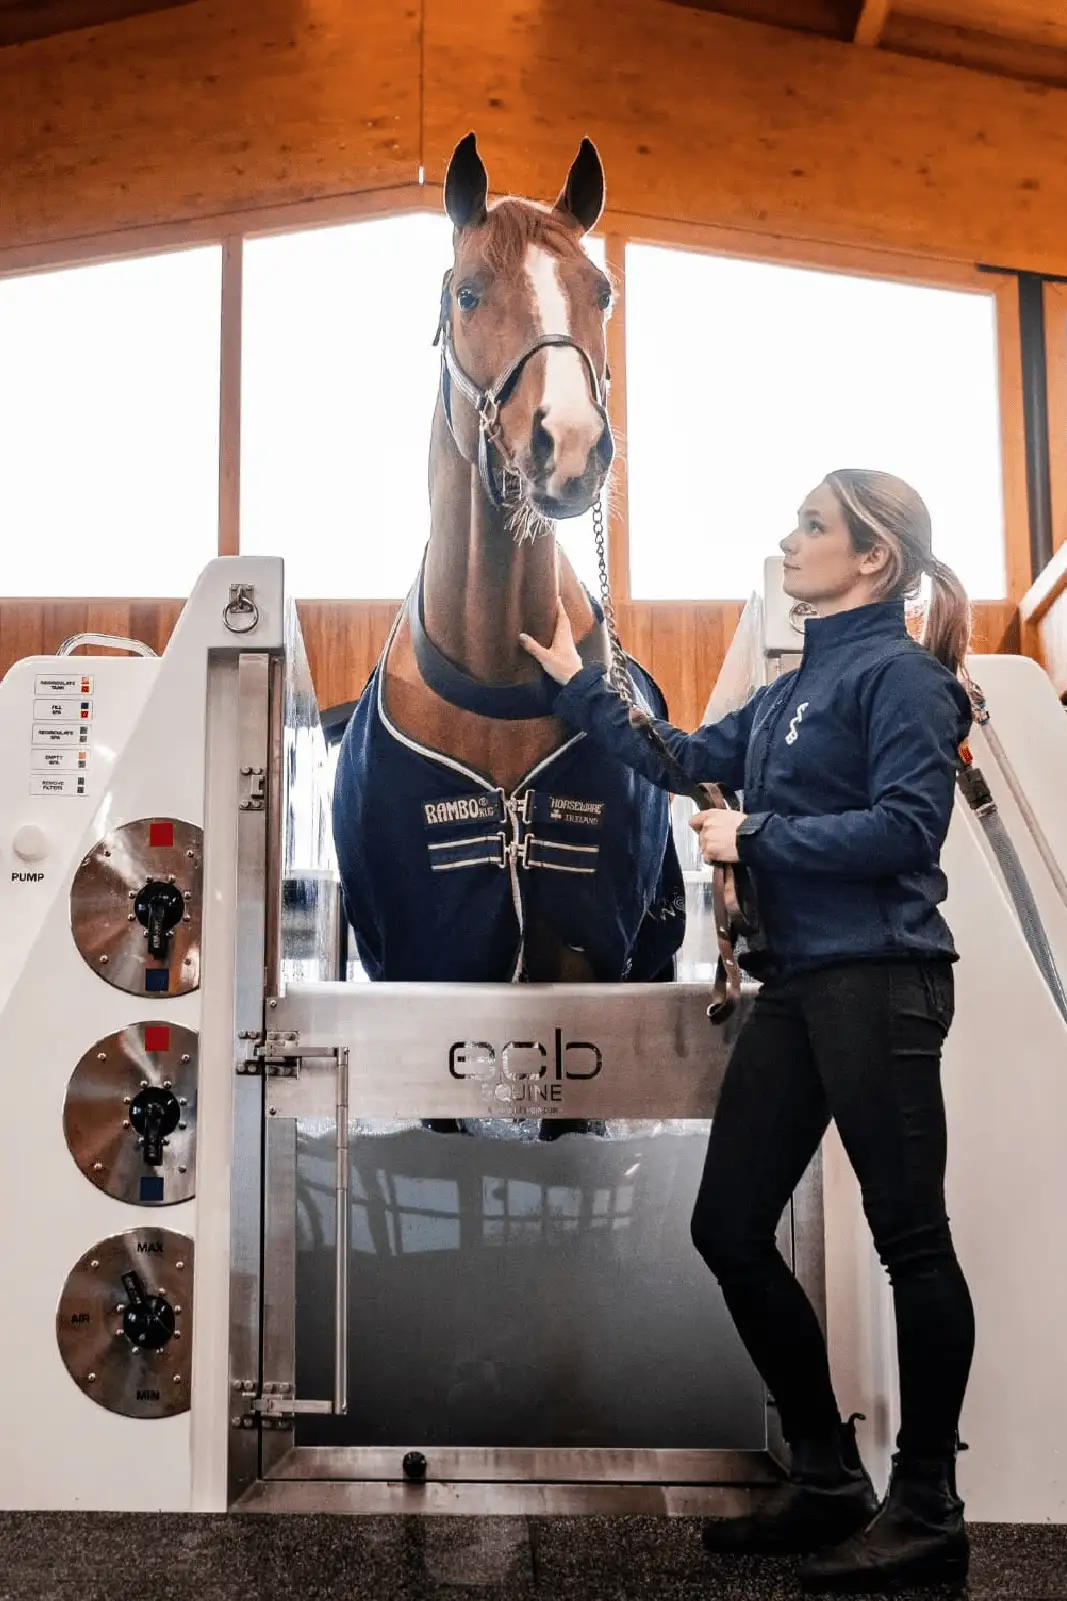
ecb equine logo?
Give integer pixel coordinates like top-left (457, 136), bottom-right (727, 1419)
top-left (785, 702), bottom-right (809, 746)
top-left (449, 1029), bottom-right (602, 1112)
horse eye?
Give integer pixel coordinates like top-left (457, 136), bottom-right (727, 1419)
top-left (596, 285), bottom-right (612, 311)
top-left (457, 286), bottom-right (480, 312)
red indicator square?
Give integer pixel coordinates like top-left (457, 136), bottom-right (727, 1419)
top-left (144, 1025), bottom-right (171, 1053)
top-left (149, 822), bottom-right (174, 848)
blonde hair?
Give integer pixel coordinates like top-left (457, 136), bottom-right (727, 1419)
top-left (823, 469), bottom-right (971, 677)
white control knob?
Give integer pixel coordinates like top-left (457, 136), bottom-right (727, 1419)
top-left (13, 824), bottom-right (50, 862)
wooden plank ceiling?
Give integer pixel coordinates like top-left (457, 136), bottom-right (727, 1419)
top-left (0, 1), bottom-right (194, 49)
top-left (666, 0), bottom-right (1067, 87)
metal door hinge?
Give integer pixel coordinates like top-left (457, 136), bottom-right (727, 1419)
top-left (236, 1028), bottom-right (265, 1076)
top-left (239, 765), bottom-right (266, 812)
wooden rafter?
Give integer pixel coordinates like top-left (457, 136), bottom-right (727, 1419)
top-left (0, 1), bottom-right (194, 49)
top-left (853, 0), bottom-right (892, 47)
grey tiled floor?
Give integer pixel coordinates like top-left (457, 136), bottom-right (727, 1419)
top-left (1, 1513), bottom-right (1066, 1600)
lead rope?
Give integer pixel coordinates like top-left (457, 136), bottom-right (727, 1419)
top-left (589, 498), bottom-right (752, 1021)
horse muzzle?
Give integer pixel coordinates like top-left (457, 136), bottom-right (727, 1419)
top-left (527, 413), bottom-right (613, 519)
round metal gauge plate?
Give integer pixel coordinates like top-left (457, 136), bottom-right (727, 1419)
top-left (63, 1023), bottom-right (198, 1206)
top-left (70, 818), bottom-right (203, 997)
top-left (56, 1230), bottom-right (193, 1419)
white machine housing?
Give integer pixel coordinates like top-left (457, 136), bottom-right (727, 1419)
top-left (1, 554), bottom-right (1065, 1520)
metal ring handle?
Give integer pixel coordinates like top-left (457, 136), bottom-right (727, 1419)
top-left (223, 584), bottom-right (260, 635)
top-left (58, 633), bottom-right (158, 658)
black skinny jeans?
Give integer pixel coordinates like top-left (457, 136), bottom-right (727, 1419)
top-left (691, 959), bottom-right (975, 1465)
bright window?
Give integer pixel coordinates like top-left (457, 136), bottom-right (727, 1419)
top-left (625, 245), bottom-right (1007, 600)
top-left (240, 213), bottom-right (607, 598)
top-left (0, 248), bottom-right (222, 597)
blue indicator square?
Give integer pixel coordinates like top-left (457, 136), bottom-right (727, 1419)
top-left (139, 1176), bottom-right (165, 1203)
top-left (144, 969), bottom-right (170, 994)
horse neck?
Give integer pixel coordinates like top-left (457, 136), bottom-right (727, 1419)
top-left (423, 401), bottom-right (560, 684)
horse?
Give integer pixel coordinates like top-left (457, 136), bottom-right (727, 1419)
top-left (332, 133), bottom-right (685, 1023)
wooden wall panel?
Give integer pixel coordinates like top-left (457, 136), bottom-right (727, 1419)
top-left (970, 600), bottom-right (1020, 655)
top-left (0, 0), bottom-right (419, 252)
top-left (423, 0), bottom-right (1067, 278)
top-left (1034, 598), bottom-right (1067, 698)
top-left (0, 597), bottom-right (1021, 733)
top-left (0, 600), bottom-right (184, 671)
top-left (296, 601), bottom-right (401, 714)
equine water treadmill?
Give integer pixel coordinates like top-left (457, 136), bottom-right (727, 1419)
top-left (5, 555), bottom-right (1067, 1522)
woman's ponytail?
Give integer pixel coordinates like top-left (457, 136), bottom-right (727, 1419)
top-left (922, 556), bottom-right (971, 677)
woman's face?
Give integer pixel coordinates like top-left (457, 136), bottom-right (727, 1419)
top-left (779, 483), bottom-right (887, 615)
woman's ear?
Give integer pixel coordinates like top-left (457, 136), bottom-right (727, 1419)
top-left (859, 541), bottom-right (891, 577)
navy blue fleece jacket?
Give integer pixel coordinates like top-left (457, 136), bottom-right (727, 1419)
top-left (552, 600), bottom-right (972, 977)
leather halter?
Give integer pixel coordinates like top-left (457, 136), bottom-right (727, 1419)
top-left (434, 271), bottom-right (611, 509)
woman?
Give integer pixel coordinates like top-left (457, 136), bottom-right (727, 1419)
top-left (520, 470), bottom-right (976, 1595)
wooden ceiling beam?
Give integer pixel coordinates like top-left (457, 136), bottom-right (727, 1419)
top-left (853, 0), bottom-right (892, 46)
top-left (0, 1), bottom-right (194, 49)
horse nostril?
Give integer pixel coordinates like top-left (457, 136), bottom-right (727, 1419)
top-left (594, 424), bottom-right (614, 472)
top-left (531, 411), bottom-right (553, 472)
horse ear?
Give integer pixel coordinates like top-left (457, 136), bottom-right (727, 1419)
top-left (553, 138), bottom-right (605, 235)
top-left (444, 132), bottom-right (489, 230)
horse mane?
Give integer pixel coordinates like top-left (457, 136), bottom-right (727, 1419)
top-left (478, 198), bottom-right (586, 273)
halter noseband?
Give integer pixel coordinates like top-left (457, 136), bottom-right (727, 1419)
top-left (434, 271), bottom-right (612, 510)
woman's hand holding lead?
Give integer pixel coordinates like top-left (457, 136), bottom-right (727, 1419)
top-left (690, 807), bottom-right (745, 865)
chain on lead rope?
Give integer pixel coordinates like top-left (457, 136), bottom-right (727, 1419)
top-left (586, 498), bottom-right (756, 1023)
top-left (591, 497), bottom-right (637, 710)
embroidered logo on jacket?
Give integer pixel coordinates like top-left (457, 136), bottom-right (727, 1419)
top-left (546, 796), bottom-right (604, 826)
top-left (423, 794), bottom-right (501, 826)
top-left (785, 702), bottom-right (810, 745)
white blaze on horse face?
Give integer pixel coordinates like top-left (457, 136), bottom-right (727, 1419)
top-left (525, 244), bottom-right (603, 496)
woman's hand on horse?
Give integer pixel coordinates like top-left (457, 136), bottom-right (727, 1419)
top-left (689, 807), bottom-right (745, 865)
top-left (519, 600), bottom-right (584, 684)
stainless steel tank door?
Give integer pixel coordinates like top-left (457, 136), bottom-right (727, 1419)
top-left (63, 1023), bottom-right (197, 1205)
top-left (56, 1230), bottom-right (193, 1418)
top-left (70, 819), bottom-right (203, 996)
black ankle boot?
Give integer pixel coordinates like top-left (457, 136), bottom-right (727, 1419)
top-left (701, 1413), bottom-right (879, 1556)
top-left (799, 1439), bottom-right (969, 1593)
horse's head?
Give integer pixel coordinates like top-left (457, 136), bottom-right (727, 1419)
top-left (438, 132), bottom-right (614, 522)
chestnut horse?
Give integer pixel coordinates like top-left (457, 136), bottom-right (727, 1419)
top-left (333, 134), bottom-right (684, 996)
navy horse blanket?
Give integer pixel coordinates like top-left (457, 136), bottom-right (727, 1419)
top-left (333, 621), bottom-right (686, 984)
